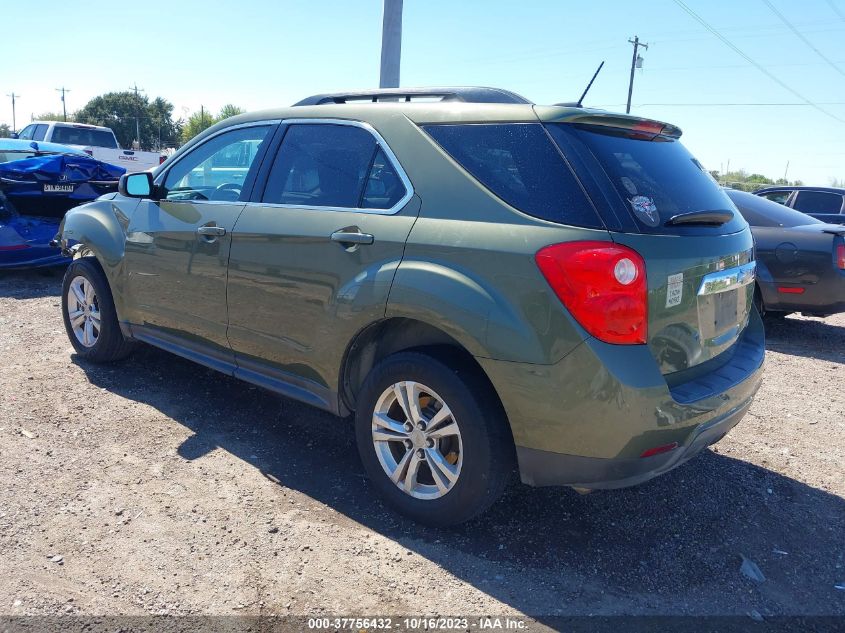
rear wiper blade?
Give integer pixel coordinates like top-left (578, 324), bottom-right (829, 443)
top-left (664, 210), bottom-right (734, 227)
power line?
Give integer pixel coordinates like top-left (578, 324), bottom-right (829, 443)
top-left (671, 0), bottom-right (845, 123)
top-left (597, 102), bottom-right (845, 107)
top-left (826, 0), bottom-right (845, 21)
top-left (762, 0), bottom-right (845, 79)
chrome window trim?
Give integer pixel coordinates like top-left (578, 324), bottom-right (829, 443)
top-left (698, 261), bottom-right (756, 296)
top-left (251, 117), bottom-right (414, 216)
top-left (154, 119), bottom-right (281, 192)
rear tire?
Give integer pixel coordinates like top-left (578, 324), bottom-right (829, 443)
top-left (355, 351), bottom-right (513, 527)
top-left (61, 258), bottom-right (135, 363)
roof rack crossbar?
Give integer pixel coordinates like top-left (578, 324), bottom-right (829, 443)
top-left (293, 86), bottom-right (533, 107)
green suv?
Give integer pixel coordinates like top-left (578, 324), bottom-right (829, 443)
top-left (57, 87), bottom-right (764, 525)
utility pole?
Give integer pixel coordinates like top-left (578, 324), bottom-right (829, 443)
top-left (6, 93), bottom-right (19, 132)
top-left (129, 83), bottom-right (144, 148)
top-left (56, 86), bottom-right (71, 121)
top-left (783, 160), bottom-right (790, 183)
top-left (626, 36), bottom-right (648, 114)
top-left (379, 0), bottom-right (403, 88)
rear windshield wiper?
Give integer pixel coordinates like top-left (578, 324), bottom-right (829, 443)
top-left (664, 210), bottom-right (734, 227)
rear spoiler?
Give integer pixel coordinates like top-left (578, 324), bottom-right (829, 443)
top-left (535, 107), bottom-right (682, 139)
top-left (822, 227), bottom-right (845, 236)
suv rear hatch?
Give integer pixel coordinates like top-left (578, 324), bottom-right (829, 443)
top-left (541, 110), bottom-right (755, 376)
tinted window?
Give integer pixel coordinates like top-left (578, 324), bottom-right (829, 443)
top-left (725, 189), bottom-right (820, 227)
top-left (362, 148), bottom-right (406, 209)
top-left (548, 124), bottom-right (737, 233)
top-left (264, 124), bottom-right (392, 209)
top-left (17, 125), bottom-right (35, 140)
top-left (425, 123), bottom-right (600, 228)
top-left (50, 126), bottom-right (118, 148)
top-left (793, 190), bottom-right (844, 214)
top-left (759, 190), bottom-right (790, 205)
top-left (162, 125), bottom-right (272, 201)
top-left (32, 125), bottom-right (48, 141)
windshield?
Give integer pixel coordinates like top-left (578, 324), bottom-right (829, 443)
top-left (547, 123), bottom-right (741, 234)
top-left (725, 189), bottom-right (821, 227)
top-left (51, 126), bottom-right (118, 149)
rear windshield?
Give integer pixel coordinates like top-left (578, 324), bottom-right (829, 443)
top-left (423, 123), bottom-right (602, 229)
top-left (51, 126), bottom-right (118, 149)
top-left (547, 123), bottom-right (740, 233)
top-left (725, 189), bottom-right (821, 227)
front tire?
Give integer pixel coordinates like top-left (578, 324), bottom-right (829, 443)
top-left (61, 258), bottom-right (135, 363)
top-left (355, 351), bottom-right (513, 526)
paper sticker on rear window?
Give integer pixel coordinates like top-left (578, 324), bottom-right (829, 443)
top-left (666, 273), bottom-right (683, 308)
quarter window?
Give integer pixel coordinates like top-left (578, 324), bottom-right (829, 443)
top-left (792, 190), bottom-right (844, 214)
top-left (162, 125), bottom-right (272, 201)
top-left (262, 123), bottom-right (407, 210)
top-left (425, 123), bottom-right (601, 228)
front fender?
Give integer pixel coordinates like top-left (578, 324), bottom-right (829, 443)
top-left (60, 198), bottom-right (138, 316)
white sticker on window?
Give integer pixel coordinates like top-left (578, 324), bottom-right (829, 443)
top-left (666, 273), bottom-right (683, 308)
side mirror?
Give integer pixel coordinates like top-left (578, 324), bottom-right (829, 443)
top-left (119, 172), bottom-right (156, 199)
top-left (9, 132), bottom-right (19, 139)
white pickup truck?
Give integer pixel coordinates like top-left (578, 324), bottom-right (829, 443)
top-left (15, 121), bottom-right (164, 173)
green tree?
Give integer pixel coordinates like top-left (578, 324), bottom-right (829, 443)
top-left (218, 104), bottom-right (245, 120)
top-left (35, 111), bottom-right (74, 122)
top-left (75, 92), bottom-right (180, 150)
top-left (0, 123), bottom-right (11, 138)
top-left (180, 104), bottom-right (245, 144)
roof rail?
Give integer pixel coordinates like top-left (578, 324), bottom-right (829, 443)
top-left (292, 86), bottom-right (533, 106)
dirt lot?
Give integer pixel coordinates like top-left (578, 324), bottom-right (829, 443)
top-left (1, 268), bottom-right (843, 625)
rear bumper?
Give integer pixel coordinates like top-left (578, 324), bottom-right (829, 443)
top-left (478, 309), bottom-right (765, 489)
top-left (516, 395), bottom-right (751, 488)
top-left (759, 277), bottom-right (845, 316)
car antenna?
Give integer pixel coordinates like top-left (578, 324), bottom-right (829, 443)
top-left (576, 61), bottom-right (605, 107)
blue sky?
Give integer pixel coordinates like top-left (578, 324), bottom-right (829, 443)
top-left (2, 0), bottom-right (844, 184)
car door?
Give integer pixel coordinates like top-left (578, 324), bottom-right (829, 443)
top-left (226, 120), bottom-right (419, 406)
top-left (122, 122), bottom-right (276, 360)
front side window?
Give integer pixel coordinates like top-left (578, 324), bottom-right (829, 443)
top-left (162, 125), bottom-right (272, 201)
top-left (262, 123), bottom-right (407, 210)
top-left (792, 190), bottom-right (844, 214)
top-left (760, 191), bottom-right (790, 205)
top-left (17, 125), bottom-right (36, 140)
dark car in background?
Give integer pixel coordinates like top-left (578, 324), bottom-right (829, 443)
top-left (753, 185), bottom-right (845, 225)
top-left (726, 189), bottom-right (845, 318)
top-left (0, 139), bottom-right (125, 268)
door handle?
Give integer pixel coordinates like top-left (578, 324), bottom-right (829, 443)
top-left (197, 225), bottom-right (226, 237)
top-left (330, 229), bottom-right (374, 245)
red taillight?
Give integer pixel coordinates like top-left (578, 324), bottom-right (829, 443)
top-left (159, 155), bottom-right (166, 165)
top-left (0, 244), bottom-right (30, 251)
top-left (535, 241), bottom-right (648, 344)
top-left (777, 286), bottom-right (805, 294)
top-left (837, 243), bottom-right (845, 270)
top-left (640, 442), bottom-right (679, 458)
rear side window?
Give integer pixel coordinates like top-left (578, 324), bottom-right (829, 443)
top-left (50, 126), bottom-right (118, 148)
top-left (32, 124), bottom-right (48, 141)
top-left (263, 124), bottom-right (407, 210)
top-left (424, 123), bottom-right (601, 228)
top-left (792, 190), bottom-right (844, 214)
top-left (547, 124), bottom-right (741, 234)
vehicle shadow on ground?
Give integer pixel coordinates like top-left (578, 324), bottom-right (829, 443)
top-left (74, 345), bottom-right (845, 618)
top-left (0, 268), bottom-right (63, 299)
top-left (764, 315), bottom-right (845, 365)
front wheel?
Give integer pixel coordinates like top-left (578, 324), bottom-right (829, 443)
top-left (61, 258), bottom-right (135, 363)
top-left (355, 351), bottom-right (514, 526)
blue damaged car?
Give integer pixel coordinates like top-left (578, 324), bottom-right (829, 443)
top-left (0, 139), bottom-right (125, 268)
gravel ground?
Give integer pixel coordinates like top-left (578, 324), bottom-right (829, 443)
top-left (0, 268), bottom-right (844, 625)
